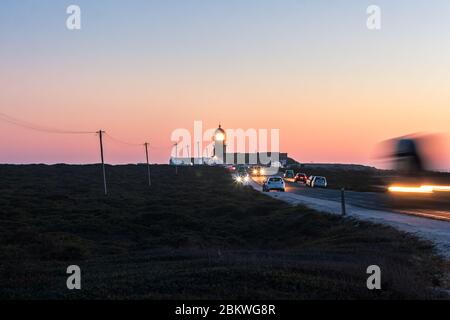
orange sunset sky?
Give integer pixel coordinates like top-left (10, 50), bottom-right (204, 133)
top-left (0, 1), bottom-right (449, 170)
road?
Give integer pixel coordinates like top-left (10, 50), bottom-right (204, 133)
top-left (253, 177), bottom-right (450, 222)
top-left (249, 176), bottom-right (450, 258)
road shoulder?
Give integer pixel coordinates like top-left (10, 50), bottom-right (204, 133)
top-left (250, 180), bottom-right (450, 259)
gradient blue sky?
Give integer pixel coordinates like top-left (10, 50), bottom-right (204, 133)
top-left (1, 1), bottom-right (449, 168)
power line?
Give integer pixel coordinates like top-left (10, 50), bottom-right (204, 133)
top-left (103, 133), bottom-right (171, 151)
top-left (0, 112), bottom-right (95, 134)
top-left (0, 111), bottom-right (178, 195)
top-left (0, 112), bottom-right (173, 150)
top-left (103, 132), bottom-right (143, 147)
top-left (3, 113), bottom-right (167, 150)
top-left (148, 144), bottom-right (171, 150)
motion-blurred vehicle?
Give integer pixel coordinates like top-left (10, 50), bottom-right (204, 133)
top-left (251, 166), bottom-right (265, 176)
top-left (294, 173), bottom-right (307, 183)
top-left (392, 138), bottom-right (425, 173)
top-left (262, 176), bottom-right (285, 192)
top-left (306, 175), bottom-right (315, 187)
top-left (311, 176), bottom-right (327, 188)
top-left (283, 170), bottom-right (295, 179)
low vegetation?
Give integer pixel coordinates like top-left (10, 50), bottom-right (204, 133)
top-left (0, 165), bottom-right (446, 299)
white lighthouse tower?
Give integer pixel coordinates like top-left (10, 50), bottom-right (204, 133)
top-left (213, 124), bottom-right (227, 164)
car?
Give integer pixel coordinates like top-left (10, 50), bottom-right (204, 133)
top-left (225, 165), bottom-right (236, 172)
top-left (294, 173), bottom-right (308, 183)
top-left (251, 166), bottom-right (265, 177)
top-left (283, 170), bottom-right (295, 179)
top-left (235, 172), bottom-right (250, 184)
top-left (235, 167), bottom-right (250, 184)
top-left (311, 176), bottom-right (327, 188)
top-left (262, 176), bottom-right (285, 192)
top-left (306, 175), bottom-right (315, 187)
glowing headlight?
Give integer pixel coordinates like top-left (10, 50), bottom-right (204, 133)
top-left (236, 176), bottom-right (242, 182)
top-left (244, 176), bottom-right (249, 182)
top-left (260, 169), bottom-right (265, 175)
top-left (388, 185), bottom-right (450, 194)
top-left (253, 170), bottom-right (258, 174)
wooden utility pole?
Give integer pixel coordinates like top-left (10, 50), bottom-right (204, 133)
top-left (144, 142), bottom-right (151, 187)
top-left (97, 130), bottom-right (107, 195)
top-left (174, 142), bottom-right (178, 175)
top-left (197, 141), bottom-right (200, 165)
top-left (187, 144), bottom-right (191, 165)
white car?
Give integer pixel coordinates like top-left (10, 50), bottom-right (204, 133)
top-left (306, 175), bottom-right (315, 187)
top-left (262, 176), bottom-right (285, 192)
top-left (311, 176), bottom-right (327, 188)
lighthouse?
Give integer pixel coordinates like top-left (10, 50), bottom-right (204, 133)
top-left (213, 124), bottom-right (227, 163)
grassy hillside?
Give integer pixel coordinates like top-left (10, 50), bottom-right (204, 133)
top-left (0, 165), bottom-right (446, 299)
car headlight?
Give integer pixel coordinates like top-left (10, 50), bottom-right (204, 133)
top-left (244, 176), bottom-right (249, 182)
top-left (260, 169), bottom-right (265, 175)
top-left (236, 176), bottom-right (242, 182)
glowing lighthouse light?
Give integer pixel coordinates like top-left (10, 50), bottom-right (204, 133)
top-left (212, 124), bottom-right (227, 163)
top-left (215, 132), bottom-right (225, 142)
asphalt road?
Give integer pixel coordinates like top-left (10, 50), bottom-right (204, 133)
top-left (253, 176), bottom-right (450, 221)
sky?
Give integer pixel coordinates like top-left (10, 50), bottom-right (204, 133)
top-left (0, 0), bottom-right (449, 169)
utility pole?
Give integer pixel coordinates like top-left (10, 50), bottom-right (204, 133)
top-left (197, 141), bottom-right (201, 165)
top-left (144, 142), bottom-right (151, 187)
top-left (97, 130), bottom-right (107, 195)
top-left (187, 144), bottom-right (191, 165)
top-left (174, 142), bottom-right (178, 175)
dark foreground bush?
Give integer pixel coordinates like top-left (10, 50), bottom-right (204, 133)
top-left (0, 165), bottom-right (446, 299)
